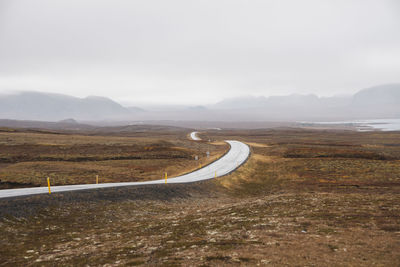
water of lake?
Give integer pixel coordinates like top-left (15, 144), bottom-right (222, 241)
top-left (356, 119), bottom-right (400, 131)
top-left (308, 119), bottom-right (400, 131)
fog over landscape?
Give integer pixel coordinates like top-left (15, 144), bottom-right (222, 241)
top-left (2, 2), bottom-right (400, 265)
top-left (1, 0), bottom-right (400, 110)
top-left (0, 84), bottom-right (399, 123)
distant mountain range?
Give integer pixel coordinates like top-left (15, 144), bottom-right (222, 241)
top-left (0, 92), bottom-right (135, 121)
top-left (0, 84), bottom-right (399, 122)
top-left (209, 84), bottom-right (400, 121)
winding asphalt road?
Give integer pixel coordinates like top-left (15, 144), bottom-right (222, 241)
top-left (0, 132), bottom-right (250, 199)
top-left (190, 131), bottom-right (201, 141)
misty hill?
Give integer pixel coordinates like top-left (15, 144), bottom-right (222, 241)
top-left (212, 94), bottom-right (354, 110)
top-left (352, 84), bottom-right (400, 106)
top-left (213, 94), bottom-right (349, 110)
top-left (213, 96), bottom-right (269, 109)
top-left (58, 118), bottom-right (79, 124)
top-left (0, 92), bottom-right (138, 121)
top-left (0, 84), bottom-right (398, 123)
top-left (127, 106), bottom-right (145, 112)
top-left (210, 84), bottom-right (399, 121)
top-left (345, 84), bottom-right (400, 119)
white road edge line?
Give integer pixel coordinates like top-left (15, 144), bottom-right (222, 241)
top-left (0, 139), bottom-right (250, 199)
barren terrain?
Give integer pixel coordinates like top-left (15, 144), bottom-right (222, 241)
top-left (1, 127), bottom-right (399, 266)
top-left (0, 128), bottom-right (227, 188)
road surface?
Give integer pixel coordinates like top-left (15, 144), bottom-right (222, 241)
top-left (190, 131), bottom-right (201, 140)
top-left (0, 140), bottom-right (250, 199)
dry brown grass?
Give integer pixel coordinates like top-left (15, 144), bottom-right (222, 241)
top-left (244, 141), bottom-right (270, 148)
top-left (0, 129), bottom-right (228, 188)
top-left (214, 129), bottom-right (400, 193)
top-left (1, 128), bottom-right (400, 266)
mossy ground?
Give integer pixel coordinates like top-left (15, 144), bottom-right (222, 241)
top-left (1, 128), bottom-right (400, 266)
top-left (0, 130), bottom-right (227, 187)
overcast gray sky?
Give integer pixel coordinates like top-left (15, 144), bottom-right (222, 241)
top-left (0, 0), bottom-right (399, 105)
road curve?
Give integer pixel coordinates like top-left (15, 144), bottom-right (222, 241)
top-left (190, 131), bottom-right (201, 140)
top-left (0, 140), bottom-right (250, 199)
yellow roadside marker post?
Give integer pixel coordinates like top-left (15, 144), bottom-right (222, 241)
top-left (47, 177), bottom-right (51, 194)
top-left (96, 175), bottom-right (99, 184)
top-left (165, 172), bottom-right (167, 184)
top-left (215, 171), bottom-right (217, 178)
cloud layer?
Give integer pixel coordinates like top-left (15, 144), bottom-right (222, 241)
top-left (1, 0), bottom-right (399, 104)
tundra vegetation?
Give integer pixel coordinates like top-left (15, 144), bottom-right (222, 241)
top-left (0, 128), bottom-right (227, 188)
top-left (0, 127), bottom-right (399, 266)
